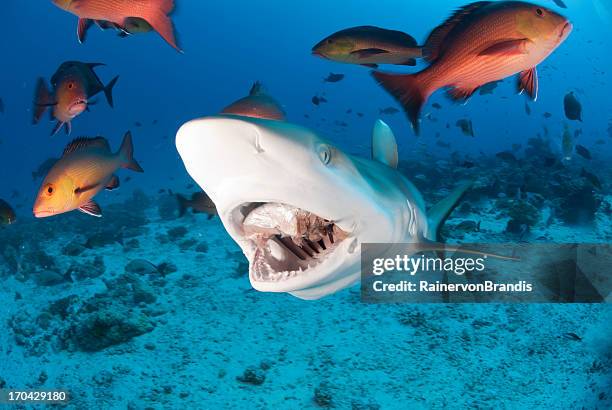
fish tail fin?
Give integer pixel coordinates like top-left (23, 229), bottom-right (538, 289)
top-left (33, 78), bottom-right (54, 124)
top-left (118, 131), bottom-right (144, 172)
top-left (176, 194), bottom-right (188, 217)
top-left (140, 0), bottom-right (182, 52)
top-left (371, 71), bottom-right (430, 135)
top-left (103, 75), bottom-right (119, 108)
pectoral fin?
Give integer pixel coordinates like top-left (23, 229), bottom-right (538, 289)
top-left (77, 18), bottom-right (92, 43)
top-left (74, 183), bottom-right (101, 195)
top-left (350, 48), bottom-right (390, 58)
top-left (518, 67), bottom-right (538, 101)
top-left (478, 39), bottom-right (530, 56)
top-left (427, 181), bottom-right (473, 241)
top-left (78, 200), bottom-right (102, 217)
top-left (106, 175), bottom-right (120, 191)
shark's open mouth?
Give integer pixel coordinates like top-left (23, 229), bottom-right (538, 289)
top-left (235, 203), bottom-right (349, 282)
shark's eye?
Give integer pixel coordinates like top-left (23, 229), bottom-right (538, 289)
top-left (317, 144), bottom-right (332, 165)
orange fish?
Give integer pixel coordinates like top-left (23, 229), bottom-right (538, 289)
top-left (373, 1), bottom-right (572, 135)
top-left (221, 82), bottom-right (286, 121)
top-left (33, 61), bottom-right (119, 135)
top-left (33, 132), bottom-right (143, 218)
top-left (52, 0), bottom-right (180, 51)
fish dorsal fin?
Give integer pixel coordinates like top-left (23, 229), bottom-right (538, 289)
top-left (249, 81), bottom-right (265, 96)
top-left (63, 137), bottom-right (110, 157)
top-left (423, 1), bottom-right (492, 62)
top-left (371, 119), bottom-right (398, 168)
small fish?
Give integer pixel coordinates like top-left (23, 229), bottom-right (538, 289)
top-left (98, 17), bottom-right (154, 37)
top-left (51, 0), bottom-right (181, 51)
top-left (32, 157), bottom-right (59, 180)
top-left (33, 132), bottom-right (143, 218)
top-left (543, 112), bottom-right (552, 118)
top-left (356, 112), bottom-right (364, 117)
top-left (575, 144), bottom-right (592, 160)
top-left (0, 199), bottom-right (16, 225)
top-left (312, 96), bottom-right (328, 106)
top-left (564, 92), bottom-right (582, 121)
top-left (312, 26), bottom-right (423, 68)
top-left (456, 119), bottom-right (474, 137)
top-left (432, 102), bottom-right (442, 109)
top-left (581, 168), bottom-right (601, 190)
top-left (562, 124), bottom-right (573, 160)
top-left (379, 107), bottom-right (399, 115)
top-left (135, 121), bottom-right (143, 127)
top-left (478, 80), bottom-right (502, 95)
top-left (562, 332), bottom-right (582, 341)
top-left (324, 73), bottom-right (345, 83)
top-left (221, 82), bottom-right (286, 121)
top-left (33, 61), bottom-right (118, 135)
top-left (455, 220), bottom-right (481, 232)
top-left (373, 2), bottom-right (572, 134)
top-left (177, 192), bottom-right (217, 219)
top-left (496, 151), bottom-right (517, 162)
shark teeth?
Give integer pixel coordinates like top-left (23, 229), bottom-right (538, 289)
top-left (244, 202), bottom-right (348, 283)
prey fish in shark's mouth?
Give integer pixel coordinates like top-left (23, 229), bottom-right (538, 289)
top-left (176, 115), bottom-right (478, 300)
top-left (235, 202), bottom-right (349, 282)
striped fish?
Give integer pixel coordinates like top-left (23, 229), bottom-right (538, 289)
top-left (373, 1), bottom-right (572, 135)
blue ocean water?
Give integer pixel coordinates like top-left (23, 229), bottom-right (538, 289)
top-left (1, 0), bottom-right (611, 408)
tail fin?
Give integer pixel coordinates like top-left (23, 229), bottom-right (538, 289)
top-left (427, 181), bottom-right (473, 242)
top-left (103, 75), bottom-right (119, 108)
top-left (118, 131), bottom-right (144, 172)
top-left (140, 0), bottom-right (181, 52)
top-left (33, 78), bottom-right (55, 124)
top-left (372, 71), bottom-right (428, 135)
top-left (176, 194), bottom-right (189, 217)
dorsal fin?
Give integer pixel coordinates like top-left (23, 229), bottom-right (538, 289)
top-left (423, 1), bottom-right (492, 62)
top-left (249, 81), bottom-right (265, 96)
top-left (63, 137), bottom-right (111, 157)
top-left (371, 119), bottom-right (398, 168)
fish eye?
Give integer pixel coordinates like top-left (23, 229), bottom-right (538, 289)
top-left (46, 185), bottom-right (54, 196)
top-left (68, 82), bottom-right (74, 89)
top-left (536, 8), bottom-right (544, 16)
top-left (317, 144), bottom-right (332, 165)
